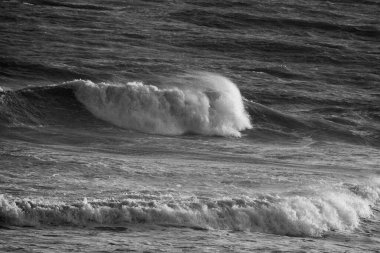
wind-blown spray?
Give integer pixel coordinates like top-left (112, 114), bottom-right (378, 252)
top-left (74, 72), bottom-right (252, 136)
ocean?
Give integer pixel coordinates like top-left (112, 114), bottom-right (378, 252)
top-left (0, 0), bottom-right (379, 252)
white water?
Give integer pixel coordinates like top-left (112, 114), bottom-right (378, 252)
top-left (1, 180), bottom-right (379, 237)
top-left (73, 72), bottom-right (252, 137)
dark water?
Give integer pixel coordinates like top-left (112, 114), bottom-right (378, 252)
top-left (1, 0), bottom-right (380, 252)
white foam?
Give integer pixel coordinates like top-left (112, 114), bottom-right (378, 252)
top-left (72, 72), bottom-right (252, 137)
top-left (1, 183), bottom-right (378, 237)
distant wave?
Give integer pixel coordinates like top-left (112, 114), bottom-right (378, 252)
top-left (24, 0), bottom-right (112, 11)
top-left (0, 84), bottom-right (103, 128)
top-left (0, 72), bottom-right (252, 137)
top-left (171, 9), bottom-right (379, 38)
top-left (0, 56), bottom-right (96, 83)
top-left (245, 100), bottom-right (380, 146)
top-left (1, 73), bottom-right (379, 144)
top-left (1, 182), bottom-right (379, 237)
top-left (74, 72), bottom-right (252, 137)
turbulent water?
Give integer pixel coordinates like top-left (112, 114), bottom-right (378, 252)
top-left (1, 0), bottom-right (380, 252)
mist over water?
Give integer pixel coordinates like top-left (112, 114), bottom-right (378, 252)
top-left (0, 0), bottom-right (379, 252)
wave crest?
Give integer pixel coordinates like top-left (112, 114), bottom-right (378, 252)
top-left (73, 72), bottom-right (252, 137)
top-left (1, 183), bottom-right (378, 237)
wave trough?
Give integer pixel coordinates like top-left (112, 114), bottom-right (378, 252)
top-left (73, 72), bottom-right (252, 137)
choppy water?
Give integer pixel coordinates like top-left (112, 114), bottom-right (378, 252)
top-left (1, 0), bottom-right (380, 252)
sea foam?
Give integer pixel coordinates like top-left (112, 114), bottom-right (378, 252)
top-left (72, 72), bottom-right (252, 137)
top-left (1, 184), bottom-right (378, 237)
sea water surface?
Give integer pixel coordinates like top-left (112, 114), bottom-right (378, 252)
top-left (1, 0), bottom-right (380, 252)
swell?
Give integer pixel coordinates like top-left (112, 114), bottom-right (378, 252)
top-left (170, 9), bottom-right (379, 38)
top-left (1, 73), bottom-right (253, 137)
top-left (185, 0), bottom-right (380, 8)
top-left (1, 182), bottom-right (379, 237)
top-left (0, 84), bottom-right (105, 128)
top-left (174, 36), bottom-right (377, 66)
top-left (1, 76), bottom-right (379, 146)
top-left (245, 101), bottom-right (380, 146)
top-left (24, 0), bottom-right (112, 11)
top-left (0, 57), bottom-right (97, 83)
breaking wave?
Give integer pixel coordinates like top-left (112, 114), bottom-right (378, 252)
top-left (73, 72), bottom-right (252, 137)
top-left (1, 72), bottom-right (379, 144)
top-left (1, 183), bottom-right (379, 237)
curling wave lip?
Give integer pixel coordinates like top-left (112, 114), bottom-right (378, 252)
top-left (73, 72), bottom-right (252, 137)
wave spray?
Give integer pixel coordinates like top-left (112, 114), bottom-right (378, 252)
top-left (74, 72), bottom-right (252, 136)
